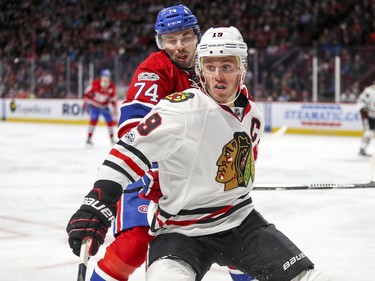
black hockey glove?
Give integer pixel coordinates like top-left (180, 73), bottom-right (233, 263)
top-left (66, 180), bottom-right (122, 256)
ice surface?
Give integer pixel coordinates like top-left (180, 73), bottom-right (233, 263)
top-left (0, 122), bottom-right (374, 281)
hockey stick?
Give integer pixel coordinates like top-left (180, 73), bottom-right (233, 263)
top-left (269, 125), bottom-right (288, 138)
top-left (253, 181), bottom-right (375, 190)
top-left (254, 157), bottom-right (375, 190)
top-left (264, 125), bottom-right (288, 139)
top-left (77, 238), bottom-right (91, 281)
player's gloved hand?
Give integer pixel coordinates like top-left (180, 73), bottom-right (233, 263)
top-left (139, 168), bottom-right (162, 203)
top-left (66, 186), bottom-right (117, 256)
top-left (67, 209), bottom-right (108, 256)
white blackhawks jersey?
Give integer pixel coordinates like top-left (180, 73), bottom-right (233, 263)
top-left (357, 85), bottom-right (375, 118)
top-left (97, 88), bottom-right (264, 236)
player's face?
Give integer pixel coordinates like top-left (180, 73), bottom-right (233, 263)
top-left (100, 77), bottom-right (110, 89)
top-left (202, 56), bottom-right (241, 105)
top-left (161, 29), bottom-right (198, 69)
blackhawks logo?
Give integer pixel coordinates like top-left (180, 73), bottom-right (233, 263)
top-left (216, 132), bottom-right (255, 191)
top-left (165, 92), bottom-right (195, 103)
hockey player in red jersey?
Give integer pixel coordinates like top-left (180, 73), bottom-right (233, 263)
top-left (83, 69), bottom-right (117, 145)
top-left (357, 81), bottom-right (375, 157)
top-left (68, 5), bottom-right (254, 281)
top-left (116, 6), bottom-right (200, 138)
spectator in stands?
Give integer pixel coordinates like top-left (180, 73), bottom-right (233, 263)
top-left (1, 0), bottom-right (375, 101)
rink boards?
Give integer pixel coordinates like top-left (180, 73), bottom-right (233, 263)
top-left (1, 98), bottom-right (363, 136)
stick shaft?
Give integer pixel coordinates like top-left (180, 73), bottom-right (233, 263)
top-left (77, 238), bottom-right (91, 281)
top-left (254, 158), bottom-right (375, 190)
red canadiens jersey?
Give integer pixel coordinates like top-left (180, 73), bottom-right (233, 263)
top-left (84, 79), bottom-right (116, 109)
top-left (117, 51), bottom-right (199, 137)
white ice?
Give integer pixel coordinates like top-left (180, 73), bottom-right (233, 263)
top-left (0, 122), bottom-right (374, 281)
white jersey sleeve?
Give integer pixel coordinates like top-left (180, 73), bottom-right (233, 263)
top-left (357, 85), bottom-right (375, 117)
top-left (97, 93), bottom-right (187, 188)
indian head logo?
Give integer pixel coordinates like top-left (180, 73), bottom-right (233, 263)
top-left (216, 132), bottom-right (255, 191)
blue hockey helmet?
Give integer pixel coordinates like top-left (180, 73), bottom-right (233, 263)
top-left (155, 4), bottom-right (200, 49)
top-left (100, 69), bottom-right (111, 77)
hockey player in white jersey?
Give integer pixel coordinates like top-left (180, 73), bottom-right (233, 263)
top-left (357, 82), bottom-right (375, 156)
top-left (67, 27), bottom-right (329, 281)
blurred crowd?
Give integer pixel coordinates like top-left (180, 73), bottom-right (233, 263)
top-left (1, 0), bottom-right (375, 101)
